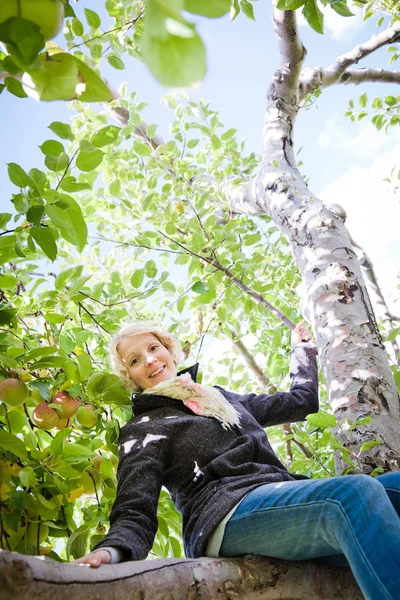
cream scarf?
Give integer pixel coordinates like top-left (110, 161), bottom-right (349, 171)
top-left (141, 372), bottom-right (241, 431)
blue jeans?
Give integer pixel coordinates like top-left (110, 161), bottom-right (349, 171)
top-left (219, 474), bottom-right (400, 600)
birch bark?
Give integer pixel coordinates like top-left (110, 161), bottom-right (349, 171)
top-left (226, 8), bottom-right (400, 475)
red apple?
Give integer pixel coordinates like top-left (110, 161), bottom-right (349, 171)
top-left (32, 402), bottom-right (60, 430)
top-left (51, 391), bottom-right (79, 418)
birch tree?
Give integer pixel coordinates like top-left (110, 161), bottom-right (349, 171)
top-left (0, 0), bottom-right (399, 597)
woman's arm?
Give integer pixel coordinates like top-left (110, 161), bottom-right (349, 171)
top-left (76, 421), bottom-right (167, 563)
top-left (236, 322), bottom-right (319, 427)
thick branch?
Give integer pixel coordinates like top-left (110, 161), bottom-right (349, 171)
top-left (264, 8), bottom-right (306, 163)
top-left (273, 8), bottom-right (306, 89)
top-left (0, 550), bottom-right (363, 600)
top-left (298, 20), bottom-right (400, 98)
top-left (339, 67), bottom-right (400, 85)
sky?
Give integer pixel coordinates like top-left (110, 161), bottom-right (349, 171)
top-left (1, 1), bottom-right (399, 349)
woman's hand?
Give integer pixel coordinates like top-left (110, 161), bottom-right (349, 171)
top-left (73, 549), bottom-right (111, 568)
top-left (291, 320), bottom-right (316, 350)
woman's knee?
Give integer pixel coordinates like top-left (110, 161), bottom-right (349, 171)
top-left (332, 474), bottom-right (385, 504)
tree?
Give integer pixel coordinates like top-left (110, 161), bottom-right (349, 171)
top-left (0, 0), bottom-right (399, 597)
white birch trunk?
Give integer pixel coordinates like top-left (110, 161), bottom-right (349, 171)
top-left (226, 9), bottom-right (400, 475)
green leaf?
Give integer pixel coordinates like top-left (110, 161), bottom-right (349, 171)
top-left (0, 213), bottom-right (12, 230)
top-left (221, 128), bottom-right (237, 140)
top-left (0, 430), bottom-right (28, 460)
top-left (26, 205), bottom-right (45, 226)
top-left (7, 163), bottom-right (30, 188)
top-left (385, 95), bottom-right (397, 106)
top-left (76, 353), bottom-right (92, 382)
top-left (64, 442), bottom-right (93, 459)
top-left (240, 0), bottom-right (256, 20)
top-left (4, 76), bottom-right (27, 98)
top-left (130, 269), bottom-right (145, 288)
top-left (66, 525), bottom-right (90, 561)
top-left (276, 0), bottom-right (306, 8)
top-left (145, 260), bottom-right (158, 278)
top-left (76, 148), bottom-right (105, 172)
top-left (330, 1), bottom-right (354, 16)
top-left (360, 440), bottom-right (383, 452)
top-left (230, 0), bottom-right (240, 19)
top-left (59, 177), bottom-right (91, 193)
top-left (359, 92), bottom-right (368, 108)
top-left (0, 274), bottom-right (18, 291)
top-left (24, 52), bottom-right (113, 102)
top-left (84, 8), bottom-right (101, 28)
top-left (192, 281), bottom-right (208, 294)
top-left (87, 372), bottom-right (122, 395)
top-left (72, 55), bottom-right (113, 102)
top-left (142, 7), bottom-right (206, 87)
top-left (184, 0), bottom-right (231, 17)
top-left (91, 126), bottom-right (121, 148)
top-left (40, 140), bottom-right (65, 156)
top-left (302, 0), bottom-right (324, 34)
top-left (19, 466), bottom-right (38, 488)
top-left (385, 327), bottom-right (400, 342)
top-left (48, 121), bottom-right (74, 141)
top-left (46, 205), bottom-right (88, 252)
top-left (107, 54), bottom-right (125, 70)
top-left (306, 412), bottom-right (337, 428)
top-left (133, 140), bottom-right (152, 157)
top-left (45, 153), bottom-right (69, 172)
top-left (29, 226), bottom-right (57, 261)
top-left (0, 17), bottom-right (45, 69)
top-left (72, 18), bottom-right (84, 37)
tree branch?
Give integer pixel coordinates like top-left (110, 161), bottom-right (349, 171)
top-left (298, 20), bottom-right (400, 98)
top-left (339, 67), bottom-right (400, 85)
top-left (273, 8), bottom-right (306, 89)
top-left (0, 550), bottom-right (363, 599)
top-left (350, 235), bottom-right (399, 364)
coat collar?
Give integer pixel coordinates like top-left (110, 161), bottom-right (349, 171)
top-left (131, 363), bottom-right (199, 415)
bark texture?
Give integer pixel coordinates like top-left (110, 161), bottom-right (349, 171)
top-left (0, 551), bottom-right (363, 600)
top-left (226, 9), bottom-right (400, 475)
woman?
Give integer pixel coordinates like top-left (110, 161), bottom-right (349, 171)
top-left (75, 320), bottom-right (400, 600)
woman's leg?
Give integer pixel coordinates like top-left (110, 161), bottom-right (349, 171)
top-left (219, 474), bottom-right (400, 600)
top-left (316, 472), bottom-right (400, 569)
top-left (375, 472), bottom-right (400, 515)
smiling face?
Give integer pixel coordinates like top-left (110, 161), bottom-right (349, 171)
top-left (117, 332), bottom-right (177, 391)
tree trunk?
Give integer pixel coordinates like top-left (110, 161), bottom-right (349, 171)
top-left (226, 9), bottom-right (400, 476)
top-left (0, 551), bottom-right (363, 600)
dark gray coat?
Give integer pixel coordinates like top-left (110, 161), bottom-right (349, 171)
top-left (92, 344), bottom-right (319, 560)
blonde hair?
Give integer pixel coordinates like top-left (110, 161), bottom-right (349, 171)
top-left (109, 320), bottom-right (184, 392)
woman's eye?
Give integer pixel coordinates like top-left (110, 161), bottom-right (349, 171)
top-left (151, 345), bottom-right (158, 351)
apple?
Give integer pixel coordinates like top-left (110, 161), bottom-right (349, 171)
top-left (25, 522), bottom-right (49, 546)
top-left (51, 391), bottom-right (79, 418)
top-left (0, 0), bottom-right (64, 40)
top-left (0, 378), bottom-right (28, 407)
top-left (32, 402), bottom-right (60, 430)
top-left (75, 404), bottom-right (97, 428)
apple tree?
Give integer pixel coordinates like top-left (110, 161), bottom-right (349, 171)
top-left (0, 0), bottom-right (399, 597)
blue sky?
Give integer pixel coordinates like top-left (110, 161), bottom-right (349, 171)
top-left (1, 2), bottom-right (399, 314)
